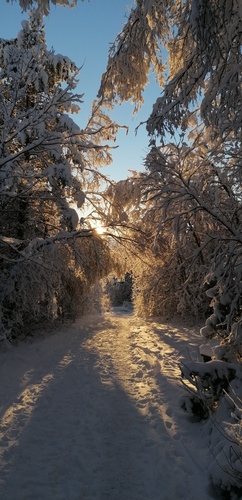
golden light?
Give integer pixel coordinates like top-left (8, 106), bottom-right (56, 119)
top-left (94, 226), bottom-right (107, 235)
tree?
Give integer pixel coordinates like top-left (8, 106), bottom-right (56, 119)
top-left (140, 132), bottom-right (242, 321)
top-left (101, 2), bottom-right (242, 493)
top-left (0, 11), bottom-right (119, 255)
top-left (103, 124), bottom-right (242, 325)
top-left (0, 10), bottom-right (120, 340)
top-left (99, 0), bottom-right (242, 141)
top-left (99, 0), bottom-right (242, 338)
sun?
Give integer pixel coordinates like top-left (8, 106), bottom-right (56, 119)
top-left (94, 226), bottom-right (107, 235)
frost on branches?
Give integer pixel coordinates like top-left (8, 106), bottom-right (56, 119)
top-left (6, 0), bottom-right (79, 15)
top-left (99, 0), bottom-right (242, 140)
top-left (99, 0), bottom-right (242, 352)
top-left (112, 129), bottom-right (242, 494)
top-left (0, 11), bottom-right (118, 341)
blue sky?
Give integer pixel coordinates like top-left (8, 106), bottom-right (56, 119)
top-left (0, 1), bottom-right (161, 180)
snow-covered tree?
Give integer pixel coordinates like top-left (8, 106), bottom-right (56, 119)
top-left (99, 0), bottom-right (242, 141)
top-left (142, 133), bottom-right (242, 324)
top-left (0, 11), bottom-right (119, 257)
top-left (0, 11), bottom-right (120, 340)
top-left (99, 0), bottom-right (242, 340)
top-left (104, 127), bottom-right (242, 332)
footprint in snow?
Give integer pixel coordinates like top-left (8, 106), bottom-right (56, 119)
top-left (165, 420), bottom-right (172, 429)
top-left (166, 407), bottom-right (173, 417)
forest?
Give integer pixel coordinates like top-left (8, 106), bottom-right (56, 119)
top-left (1, 0), bottom-right (242, 496)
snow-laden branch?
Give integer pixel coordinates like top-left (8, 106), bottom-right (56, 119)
top-left (6, 0), bottom-right (78, 15)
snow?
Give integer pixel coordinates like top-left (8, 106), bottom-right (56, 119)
top-left (199, 344), bottom-right (214, 357)
top-left (0, 310), bottom-right (222, 499)
top-left (75, 190), bottom-right (85, 208)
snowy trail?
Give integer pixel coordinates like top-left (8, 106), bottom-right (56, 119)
top-left (0, 310), bottom-right (218, 499)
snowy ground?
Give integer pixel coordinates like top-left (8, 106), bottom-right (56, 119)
top-left (0, 308), bottom-right (224, 499)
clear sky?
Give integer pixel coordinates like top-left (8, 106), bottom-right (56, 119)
top-left (0, 1), bottom-right (161, 181)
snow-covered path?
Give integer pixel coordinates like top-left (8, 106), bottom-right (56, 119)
top-left (0, 310), bottom-right (219, 499)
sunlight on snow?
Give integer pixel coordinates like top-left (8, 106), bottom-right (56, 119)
top-left (0, 372), bottom-right (54, 448)
top-left (57, 353), bottom-right (73, 368)
top-left (0, 315), bottom-right (214, 499)
top-left (81, 319), bottom-right (186, 443)
top-left (0, 351), bottom-right (76, 453)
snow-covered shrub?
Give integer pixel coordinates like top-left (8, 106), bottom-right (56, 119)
top-left (209, 430), bottom-right (242, 496)
top-left (202, 243), bottom-right (242, 333)
top-left (200, 241), bottom-right (242, 362)
top-left (181, 359), bottom-right (242, 496)
top-left (180, 360), bottom-right (237, 418)
top-left (207, 371), bottom-right (242, 496)
top-left (222, 320), bottom-right (242, 362)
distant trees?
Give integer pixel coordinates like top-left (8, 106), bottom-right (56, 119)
top-left (105, 272), bottom-right (133, 307)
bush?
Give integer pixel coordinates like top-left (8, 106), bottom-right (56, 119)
top-left (180, 357), bottom-right (242, 496)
